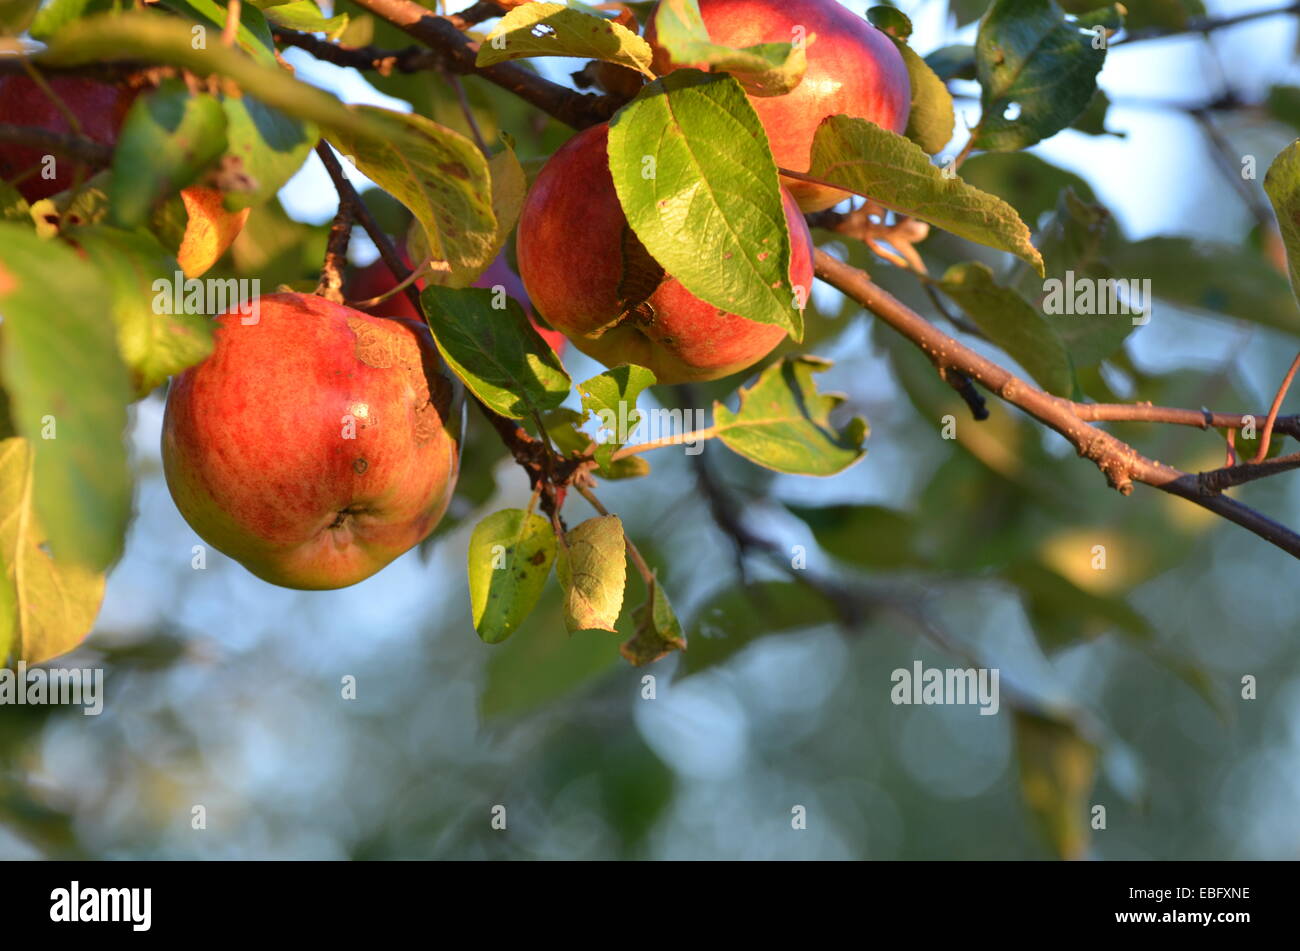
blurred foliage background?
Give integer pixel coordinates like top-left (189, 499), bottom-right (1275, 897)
top-left (4, 0), bottom-right (1300, 860)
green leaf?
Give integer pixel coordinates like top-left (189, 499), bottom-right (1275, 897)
top-left (220, 94), bottom-right (317, 212)
top-left (0, 224), bottom-right (132, 571)
top-left (578, 364), bottom-right (657, 475)
top-left (950, 0), bottom-right (992, 27)
top-left (807, 116), bottom-right (1044, 275)
top-left (713, 356), bottom-right (868, 475)
top-left (925, 43), bottom-right (976, 81)
top-left (1013, 710), bottom-right (1098, 860)
top-left (1265, 85), bottom-right (1300, 136)
top-left (866, 6), bottom-right (912, 39)
top-left (556, 515), bottom-right (627, 633)
top-left (972, 0), bottom-right (1121, 152)
top-left (28, 0), bottom-right (127, 40)
top-left (259, 0), bottom-right (348, 39)
top-left (420, 285), bottom-right (571, 419)
top-left (608, 70), bottom-right (805, 338)
top-left (786, 502), bottom-right (922, 569)
top-left (1070, 89), bottom-right (1123, 138)
top-left (160, 0), bottom-right (279, 65)
top-left (109, 79), bottom-right (229, 229)
top-left (1109, 235), bottom-right (1298, 334)
top-left (1033, 196), bottom-right (1135, 369)
top-left (1263, 141), bottom-right (1300, 309)
top-left (67, 227), bottom-right (214, 397)
top-left (477, 2), bottom-right (655, 78)
top-left (649, 0), bottom-right (808, 96)
top-left (682, 579), bottom-right (837, 676)
top-left (940, 261), bottom-right (1073, 396)
top-left (890, 39), bottom-right (956, 156)
top-left (467, 508), bottom-right (557, 644)
top-left (0, 438), bottom-right (107, 665)
top-left (328, 107), bottom-right (496, 287)
top-left (621, 575), bottom-right (687, 665)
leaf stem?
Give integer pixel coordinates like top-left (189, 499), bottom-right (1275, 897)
top-left (575, 483), bottom-right (655, 586)
top-left (609, 426), bottom-right (718, 461)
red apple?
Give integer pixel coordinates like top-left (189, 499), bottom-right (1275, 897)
top-left (515, 123), bottom-right (812, 385)
top-left (645, 0), bottom-right (911, 212)
top-left (348, 249), bottom-right (567, 355)
top-left (0, 75), bottom-right (135, 203)
top-left (162, 293), bottom-right (460, 590)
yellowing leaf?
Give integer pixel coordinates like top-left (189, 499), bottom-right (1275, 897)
top-left (0, 438), bottom-right (106, 666)
top-left (557, 515), bottom-right (626, 633)
top-left (478, 3), bottom-right (655, 79)
top-left (177, 186), bottom-right (250, 278)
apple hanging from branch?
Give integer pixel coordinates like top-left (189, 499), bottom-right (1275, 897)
top-left (645, 0), bottom-right (912, 212)
top-left (516, 123), bottom-right (814, 385)
top-left (162, 293), bottom-right (461, 590)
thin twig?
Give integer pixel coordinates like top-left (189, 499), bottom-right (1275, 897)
top-left (446, 71), bottom-right (489, 154)
top-left (343, 0), bottom-right (624, 129)
top-left (221, 0), bottom-right (241, 47)
top-left (813, 249), bottom-right (1300, 560)
top-left (271, 28), bottom-right (439, 73)
top-left (313, 138), bottom-right (581, 516)
top-left (1113, 2), bottom-right (1300, 45)
top-left (1071, 403), bottom-right (1300, 440)
top-left (313, 140), bottom-right (423, 316)
top-left (315, 192), bottom-right (355, 303)
top-left (0, 124), bottom-right (112, 164)
top-left (1252, 352), bottom-right (1300, 463)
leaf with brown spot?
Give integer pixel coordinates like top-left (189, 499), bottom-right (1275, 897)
top-left (328, 107), bottom-right (496, 287)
